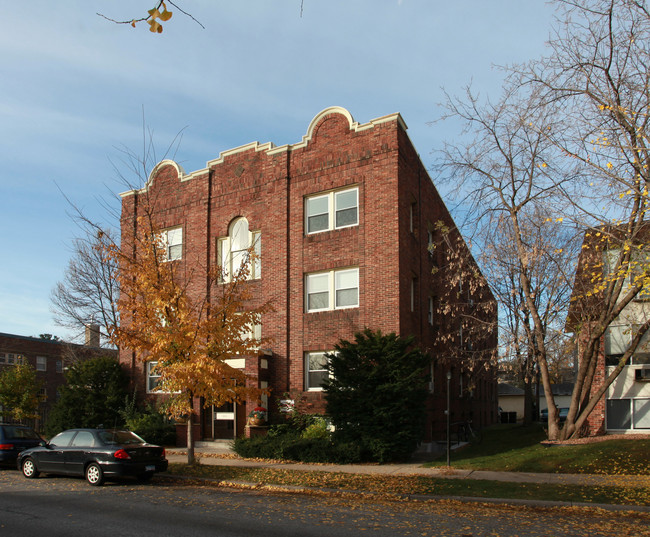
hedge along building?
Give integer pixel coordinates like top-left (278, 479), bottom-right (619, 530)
top-left (119, 107), bottom-right (498, 449)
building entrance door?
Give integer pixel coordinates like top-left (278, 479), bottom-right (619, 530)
top-left (211, 402), bottom-right (236, 439)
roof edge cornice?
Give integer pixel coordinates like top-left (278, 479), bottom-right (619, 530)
top-left (120, 107), bottom-right (406, 197)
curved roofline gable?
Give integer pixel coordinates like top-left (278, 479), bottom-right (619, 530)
top-left (120, 159), bottom-right (187, 198)
top-left (306, 106), bottom-right (356, 137)
top-left (267, 106), bottom-right (407, 155)
top-left (120, 108), bottom-right (407, 198)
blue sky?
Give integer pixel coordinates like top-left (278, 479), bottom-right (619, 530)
top-left (0, 1), bottom-right (556, 342)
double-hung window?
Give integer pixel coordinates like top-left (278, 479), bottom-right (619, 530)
top-left (305, 351), bottom-right (330, 391)
top-left (239, 313), bottom-right (262, 352)
top-left (305, 187), bottom-right (358, 234)
top-left (161, 227), bottom-right (183, 261)
top-left (218, 217), bottom-right (261, 282)
top-left (147, 361), bottom-right (162, 393)
top-left (306, 268), bottom-right (359, 312)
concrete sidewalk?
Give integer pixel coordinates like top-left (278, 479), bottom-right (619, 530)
top-left (165, 443), bottom-right (650, 488)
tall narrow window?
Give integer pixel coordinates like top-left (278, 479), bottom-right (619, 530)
top-left (36, 356), bottom-right (47, 371)
top-left (161, 227), bottom-right (183, 261)
top-left (334, 189), bottom-right (358, 228)
top-left (147, 361), bottom-right (161, 393)
top-left (306, 194), bottom-right (330, 234)
top-left (306, 273), bottom-right (330, 311)
top-left (335, 269), bottom-right (359, 308)
top-left (240, 314), bottom-right (262, 351)
top-left (218, 217), bottom-right (261, 282)
top-left (305, 351), bottom-right (330, 390)
top-left (428, 296), bottom-right (434, 325)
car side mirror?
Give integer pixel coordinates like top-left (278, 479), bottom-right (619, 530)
top-left (39, 441), bottom-right (49, 448)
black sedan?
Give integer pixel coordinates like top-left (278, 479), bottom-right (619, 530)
top-left (17, 428), bottom-right (168, 486)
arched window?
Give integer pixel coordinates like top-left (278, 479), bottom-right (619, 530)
top-left (218, 217), bottom-right (261, 282)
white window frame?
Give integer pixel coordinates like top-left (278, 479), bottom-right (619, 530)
top-left (305, 351), bottom-right (331, 391)
top-left (237, 313), bottom-right (262, 352)
top-left (161, 226), bottom-right (183, 261)
top-left (607, 397), bottom-right (650, 430)
top-left (305, 267), bottom-right (359, 312)
top-left (218, 218), bottom-right (261, 282)
top-left (146, 361), bottom-right (162, 393)
top-left (305, 186), bottom-right (358, 235)
top-left (36, 356), bottom-right (47, 371)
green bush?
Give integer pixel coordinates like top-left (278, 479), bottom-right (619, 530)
top-left (232, 432), bottom-right (364, 464)
top-left (323, 329), bottom-right (430, 463)
top-left (233, 430), bottom-right (300, 460)
top-left (232, 414), bottom-right (364, 464)
top-left (300, 417), bottom-right (330, 440)
top-left (45, 356), bottom-right (129, 437)
top-left (125, 404), bottom-right (176, 446)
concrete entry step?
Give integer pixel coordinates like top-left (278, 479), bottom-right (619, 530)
top-left (194, 440), bottom-right (234, 453)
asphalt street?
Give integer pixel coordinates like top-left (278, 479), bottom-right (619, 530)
top-left (1, 468), bottom-right (648, 537)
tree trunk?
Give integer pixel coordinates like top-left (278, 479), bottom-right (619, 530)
top-left (186, 396), bottom-right (195, 465)
top-left (523, 378), bottom-right (535, 426)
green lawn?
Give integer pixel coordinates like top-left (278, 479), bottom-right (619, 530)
top-left (424, 424), bottom-right (650, 475)
top-left (164, 425), bottom-right (650, 506)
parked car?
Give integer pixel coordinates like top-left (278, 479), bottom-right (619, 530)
top-left (0, 424), bottom-right (43, 466)
top-left (540, 408), bottom-right (570, 422)
top-left (17, 428), bottom-right (168, 486)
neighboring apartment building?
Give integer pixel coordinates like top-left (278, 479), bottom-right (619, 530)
top-left (0, 328), bottom-right (116, 431)
top-left (119, 107), bottom-right (498, 449)
top-left (567, 227), bottom-right (650, 435)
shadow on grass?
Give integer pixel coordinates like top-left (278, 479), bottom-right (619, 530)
top-left (424, 424), bottom-right (650, 475)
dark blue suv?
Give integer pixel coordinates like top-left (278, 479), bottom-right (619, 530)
top-left (0, 424), bottom-right (43, 466)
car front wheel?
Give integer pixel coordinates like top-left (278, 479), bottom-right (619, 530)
top-left (22, 457), bottom-right (40, 479)
top-left (85, 463), bottom-right (104, 486)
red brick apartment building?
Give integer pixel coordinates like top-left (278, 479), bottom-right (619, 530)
top-left (119, 107), bottom-right (498, 450)
top-left (0, 328), bottom-right (116, 431)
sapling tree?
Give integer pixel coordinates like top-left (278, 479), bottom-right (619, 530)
top-left (107, 211), bottom-right (272, 464)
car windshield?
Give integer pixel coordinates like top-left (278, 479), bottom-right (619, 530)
top-left (98, 430), bottom-right (146, 446)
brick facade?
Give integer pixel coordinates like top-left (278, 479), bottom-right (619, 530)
top-left (0, 331), bottom-right (117, 432)
top-left (119, 107), bottom-right (498, 448)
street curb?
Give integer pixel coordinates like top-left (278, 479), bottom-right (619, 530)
top-left (158, 472), bottom-right (650, 513)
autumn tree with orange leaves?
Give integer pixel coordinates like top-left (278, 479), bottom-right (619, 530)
top-left (106, 214), bottom-right (271, 464)
top-left (440, 0), bottom-right (650, 440)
